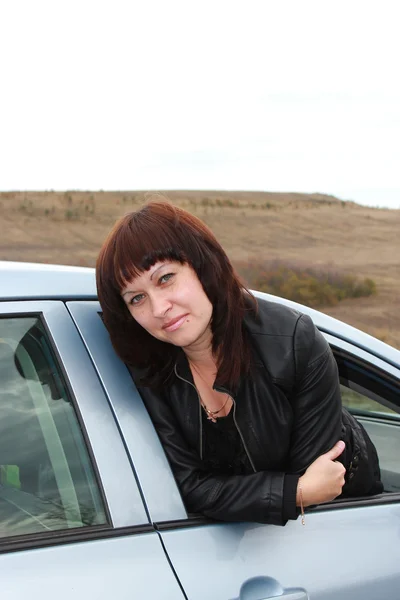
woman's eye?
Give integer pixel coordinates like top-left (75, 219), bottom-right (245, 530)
top-left (130, 293), bottom-right (145, 305)
top-left (159, 273), bottom-right (174, 284)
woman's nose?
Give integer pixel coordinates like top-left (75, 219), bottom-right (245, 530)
top-left (150, 294), bottom-right (172, 318)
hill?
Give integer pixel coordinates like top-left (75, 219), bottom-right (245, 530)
top-left (0, 190), bottom-right (399, 348)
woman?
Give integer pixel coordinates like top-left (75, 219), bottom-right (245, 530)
top-left (96, 200), bottom-right (382, 525)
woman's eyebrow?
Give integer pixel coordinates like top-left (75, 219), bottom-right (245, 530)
top-left (122, 263), bottom-right (171, 296)
top-left (150, 263), bottom-right (170, 280)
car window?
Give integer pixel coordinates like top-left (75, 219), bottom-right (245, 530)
top-left (337, 352), bottom-right (400, 417)
top-left (0, 317), bottom-right (108, 539)
top-left (341, 386), bottom-right (398, 417)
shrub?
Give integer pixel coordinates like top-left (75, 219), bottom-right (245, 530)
top-left (235, 259), bottom-right (377, 308)
top-left (353, 278), bottom-right (376, 297)
top-left (65, 209), bottom-right (80, 220)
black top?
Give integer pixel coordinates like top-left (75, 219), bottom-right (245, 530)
top-left (201, 407), bottom-right (253, 475)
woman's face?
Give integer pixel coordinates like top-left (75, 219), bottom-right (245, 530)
top-left (121, 261), bottom-right (213, 350)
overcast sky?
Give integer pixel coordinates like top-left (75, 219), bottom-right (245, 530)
top-left (0, 0), bottom-right (399, 208)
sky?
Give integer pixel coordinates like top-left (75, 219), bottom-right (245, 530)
top-left (0, 0), bottom-right (399, 208)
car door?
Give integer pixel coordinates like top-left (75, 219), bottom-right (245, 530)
top-left (69, 300), bottom-right (400, 600)
top-left (0, 301), bottom-right (185, 600)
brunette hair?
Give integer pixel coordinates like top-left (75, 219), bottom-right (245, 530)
top-left (96, 200), bottom-right (256, 389)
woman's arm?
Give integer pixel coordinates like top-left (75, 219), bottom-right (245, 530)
top-left (296, 441), bottom-right (346, 508)
top-left (288, 313), bottom-right (344, 473)
top-left (288, 313), bottom-right (347, 506)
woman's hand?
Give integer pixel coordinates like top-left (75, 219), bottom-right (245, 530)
top-left (297, 440), bottom-right (346, 507)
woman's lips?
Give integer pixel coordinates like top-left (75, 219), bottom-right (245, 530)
top-left (162, 314), bottom-right (189, 332)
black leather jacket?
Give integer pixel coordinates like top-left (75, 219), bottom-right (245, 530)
top-left (135, 298), bottom-right (380, 525)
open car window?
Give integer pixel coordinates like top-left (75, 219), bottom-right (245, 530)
top-left (335, 349), bottom-right (400, 494)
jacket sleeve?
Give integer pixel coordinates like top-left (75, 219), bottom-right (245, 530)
top-left (287, 313), bottom-right (343, 474)
top-left (137, 383), bottom-right (289, 525)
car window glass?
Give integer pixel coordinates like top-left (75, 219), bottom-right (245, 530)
top-left (341, 385), bottom-right (398, 417)
top-left (0, 317), bottom-right (108, 539)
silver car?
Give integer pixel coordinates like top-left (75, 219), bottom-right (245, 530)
top-left (1, 261), bottom-right (399, 600)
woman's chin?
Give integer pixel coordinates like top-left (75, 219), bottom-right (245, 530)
top-left (164, 332), bottom-right (197, 348)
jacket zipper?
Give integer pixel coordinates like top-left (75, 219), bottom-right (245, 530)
top-left (174, 364), bottom-right (257, 472)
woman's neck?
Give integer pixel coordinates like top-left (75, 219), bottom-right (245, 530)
top-left (184, 347), bottom-right (216, 369)
top-left (185, 349), bottom-right (218, 389)
top-left (183, 341), bottom-right (217, 374)
top-left (182, 325), bottom-right (216, 372)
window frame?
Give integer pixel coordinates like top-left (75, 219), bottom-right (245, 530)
top-left (309, 334), bottom-right (400, 512)
top-left (67, 300), bottom-right (188, 524)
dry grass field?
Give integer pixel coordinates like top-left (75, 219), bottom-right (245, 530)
top-left (0, 190), bottom-right (399, 349)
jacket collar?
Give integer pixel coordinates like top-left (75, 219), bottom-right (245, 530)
top-left (173, 348), bottom-right (242, 398)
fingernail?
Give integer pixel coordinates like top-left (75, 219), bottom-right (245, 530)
top-left (338, 440), bottom-right (345, 450)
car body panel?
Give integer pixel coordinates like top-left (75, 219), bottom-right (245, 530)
top-left (159, 503), bottom-right (400, 600)
top-left (1, 532), bottom-right (186, 600)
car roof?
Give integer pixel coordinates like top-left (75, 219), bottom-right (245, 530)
top-left (1, 261), bottom-right (399, 368)
top-left (0, 261), bottom-right (97, 300)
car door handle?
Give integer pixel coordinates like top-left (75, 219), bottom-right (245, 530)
top-left (238, 576), bottom-right (309, 600)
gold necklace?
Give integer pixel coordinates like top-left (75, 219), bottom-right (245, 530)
top-left (190, 361), bottom-right (231, 423)
top-left (201, 395), bottom-right (231, 423)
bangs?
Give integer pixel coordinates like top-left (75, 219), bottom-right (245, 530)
top-left (111, 209), bottom-right (187, 291)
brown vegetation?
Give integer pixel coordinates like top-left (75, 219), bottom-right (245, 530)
top-left (0, 190), bottom-right (399, 349)
top-left (236, 259), bottom-right (377, 307)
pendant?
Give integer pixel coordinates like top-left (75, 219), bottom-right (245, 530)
top-left (206, 409), bottom-right (218, 423)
